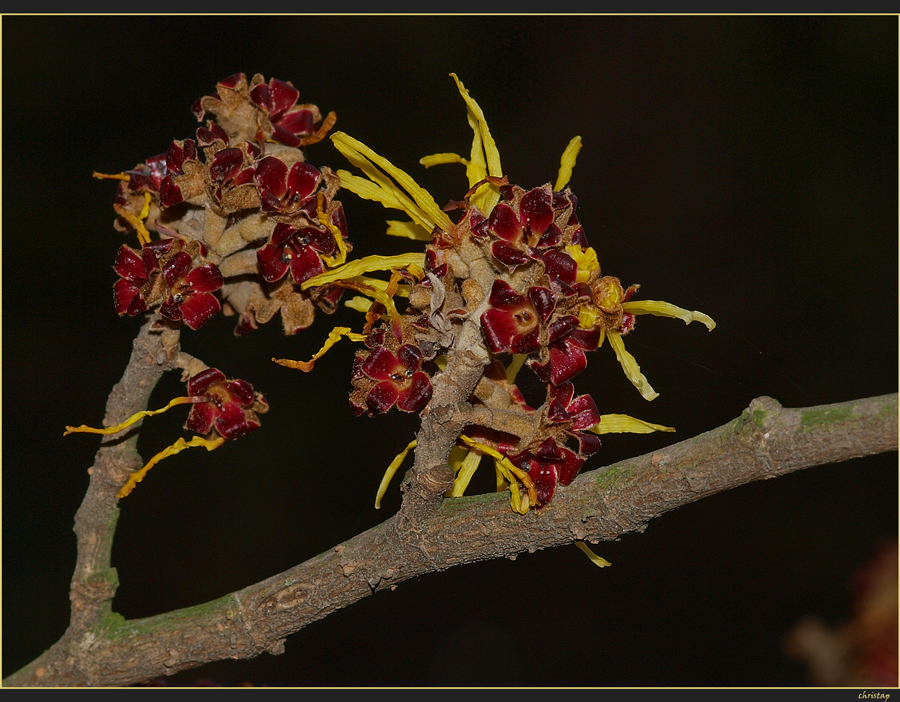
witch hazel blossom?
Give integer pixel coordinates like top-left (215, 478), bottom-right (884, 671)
top-left (79, 70), bottom-right (715, 517)
top-left (308, 72), bottom-right (715, 515)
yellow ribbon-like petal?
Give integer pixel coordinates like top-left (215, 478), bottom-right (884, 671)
top-left (447, 449), bottom-right (483, 498)
top-left (450, 73), bottom-right (503, 215)
top-left (555, 136), bottom-right (583, 191)
top-left (458, 434), bottom-right (537, 514)
top-left (505, 354), bottom-right (528, 385)
top-left (607, 331), bottom-right (659, 401)
top-left (589, 414), bottom-right (675, 435)
top-left (385, 219), bottom-right (432, 241)
top-left (273, 326), bottom-right (366, 372)
top-left (300, 253), bottom-right (426, 290)
top-left (575, 541), bottom-right (612, 568)
top-left (118, 434), bottom-right (225, 499)
top-left (332, 132), bottom-right (454, 233)
top-left (375, 439), bottom-right (417, 509)
top-left (622, 300), bottom-right (716, 331)
top-left (420, 152), bottom-right (469, 168)
top-left (65, 396), bottom-right (196, 437)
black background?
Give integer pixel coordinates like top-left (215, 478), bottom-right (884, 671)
top-left (3, 14), bottom-right (897, 687)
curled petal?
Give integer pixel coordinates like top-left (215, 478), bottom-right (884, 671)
top-left (257, 242), bottom-right (289, 282)
top-left (185, 263), bottom-right (224, 293)
top-left (289, 244), bottom-right (325, 285)
top-left (519, 187), bottom-right (553, 236)
top-left (113, 245), bottom-right (147, 284)
top-left (113, 278), bottom-right (146, 316)
top-left (366, 380), bottom-right (399, 414)
top-left (188, 367), bottom-right (227, 396)
top-left (397, 372), bottom-right (433, 412)
top-left (360, 346), bottom-right (400, 381)
top-left (286, 161), bottom-right (321, 200)
top-left (179, 292), bottom-right (221, 330)
top-left (186, 401), bottom-right (219, 435)
top-left (162, 251), bottom-right (193, 287)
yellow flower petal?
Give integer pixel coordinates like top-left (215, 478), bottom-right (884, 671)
top-left (458, 434), bottom-right (537, 513)
top-left (621, 300), bottom-right (716, 331)
top-left (450, 73), bottom-right (503, 214)
top-left (300, 253), bottom-right (426, 290)
top-left (607, 331), bottom-right (659, 401)
top-left (386, 219), bottom-right (432, 241)
top-left (447, 449), bottom-right (483, 498)
top-left (375, 439), bottom-right (417, 509)
top-left (575, 541), bottom-right (611, 568)
top-left (420, 152), bottom-right (469, 168)
top-left (272, 326), bottom-right (366, 372)
top-left (555, 136), bottom-right (583, 191)
top-left (65, 395), bottom-right (196, 437)
top-left (118, 434), bottom-right (225, 499)
top-left (589, 414), bottom-right (675, 435)
top-left (332, 132), bottom-right (453, 233)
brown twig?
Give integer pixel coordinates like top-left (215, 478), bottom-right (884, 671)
top-left (6, 390), bottom-right (896, 687)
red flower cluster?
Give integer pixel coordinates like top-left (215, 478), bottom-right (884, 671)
top-left (113, 238), bottom-right (223, 330)
top-left (185, 367), bottom-right (269, 440)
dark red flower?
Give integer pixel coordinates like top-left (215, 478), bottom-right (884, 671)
top-left (546, 381), bottom-right (603, 456)
top-left (256, 222), bottom-right (337, 285)
top-left (112, 238), bottom-right (222, 330)
top-left (184, 367), bottom-right (268, 440)
top-left (486, 186), bottom-right (564, 268)
top-left (112, 240), bottom-right (169, 317)
top-left (350, 343), bottom-right (433, 416)
top-left (157, 250), bottom-right (223, 330)
top-left (254, 157), bottom-right (321, 214)
top-left (528, 320), bottom-right (601, 386)
top-left (504, 437), bottom-right (585, 507)
top-left (249, 76), bottom-right (318, 147)
top-left (480, 279), bottom-right (555, 355)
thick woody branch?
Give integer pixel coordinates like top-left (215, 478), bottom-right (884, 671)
top-left (7, 392), bottom-right (896, 687)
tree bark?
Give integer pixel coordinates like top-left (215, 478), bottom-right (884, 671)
top-left (6, 391), bottom-right (897, 687)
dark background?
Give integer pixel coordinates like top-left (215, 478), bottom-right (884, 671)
top-left (3, 15), bottom-right (897, 687)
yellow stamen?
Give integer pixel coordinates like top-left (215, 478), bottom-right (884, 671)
top-left (92, 171), bottom-right (130, 181)
top-left (300, 253), bottom-right (426, 290)
top-left (575, 541), bottom-right (612, 568)
top-left (117, 434), bottom-right (226, 498)
top-left (450, 73), bottom-right (503, 215)
top-left (374, 439), bottom-right (417, 509)
top-left (386, 219), bottom-right (432, 241)
top-left (64, 396), bottom-right (196, 437)
top-left (607, 331), bottom-right (659, 401)
top-left (273, 326), bottom-right (366, 372)
top-left (589, 414), bottom-right (675, 435)
top-left (621, 300), bottom-right (716, 331)
top-left (316, 191), bottom-right (349, 268)
top-left (555, 136), bottom-right (583, 191)
top-left (332, 132), bottom-right (453, 233)
top-left (447, 449), bottom-right (483, 498)
top-left (458, 435), bottom-right (537, 514)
